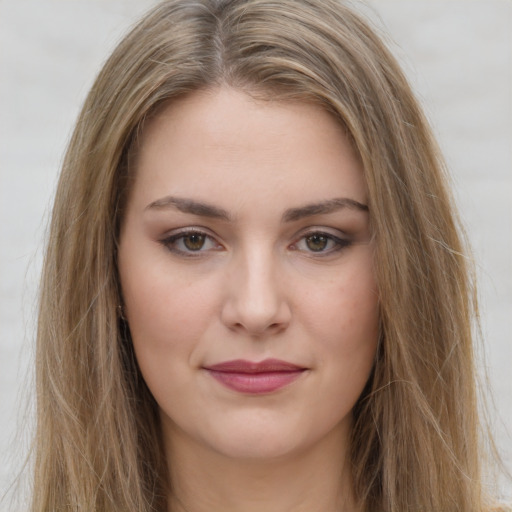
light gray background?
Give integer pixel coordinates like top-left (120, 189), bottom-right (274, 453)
top-left (1, 0), bottom-right (511, 506)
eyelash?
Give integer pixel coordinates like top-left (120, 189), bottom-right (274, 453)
top-left (160, 228), bottom-right (222, 257)
top-left (160, 228), bottom-right (352, 257)
top-left (290, 231), bottom-right (352, 256)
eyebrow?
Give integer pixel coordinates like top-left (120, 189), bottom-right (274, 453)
top-left (282, 198), bottom-right (368, 222)
top-left (145, 196), bottom-right (232, 220)
top-left (145, 195), bottom-right (368, 222)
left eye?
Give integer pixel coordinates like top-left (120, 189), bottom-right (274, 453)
top-left (292, 232), bottom-right (350, 254)
top-left (180, 233), bottom-right (208, 251)
top-left (161, 231), bottom-right (221, 254)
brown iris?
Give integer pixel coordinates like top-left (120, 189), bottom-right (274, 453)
top-left (305, 234), bottom-right (329, 252)
top-left (183, 234), bottom-right (206, 251)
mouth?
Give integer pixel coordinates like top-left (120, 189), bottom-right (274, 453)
top-left (203, 359), bottom-right (307, 394)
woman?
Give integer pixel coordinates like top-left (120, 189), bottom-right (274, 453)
top-left (32, 0), bottom-right (506, 510)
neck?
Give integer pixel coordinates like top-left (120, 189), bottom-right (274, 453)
top-left (165, 422), bottom-right (359, 512)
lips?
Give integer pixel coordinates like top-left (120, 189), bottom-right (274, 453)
top-left (204, 359), bottom-right (306, 394)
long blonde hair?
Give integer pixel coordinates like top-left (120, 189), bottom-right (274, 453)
top-left (33, 0), bottom-right (494, 510)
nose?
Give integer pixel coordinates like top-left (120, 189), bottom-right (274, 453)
top-left (220, 248), bottom-right (291, 336)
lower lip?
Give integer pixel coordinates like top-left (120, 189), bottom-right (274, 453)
top-left (207, 370), bottom-right (304, 394)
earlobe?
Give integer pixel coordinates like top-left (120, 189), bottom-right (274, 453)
top-left (118, 303), bottom-right (127, 322)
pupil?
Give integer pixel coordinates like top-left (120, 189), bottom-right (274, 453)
top-left (184, 234), bottom-right (205, 251)
top-left (306, 234), bottom-right (328, 251)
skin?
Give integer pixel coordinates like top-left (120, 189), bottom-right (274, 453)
top-left (118, 87), bottom-right (379, 512)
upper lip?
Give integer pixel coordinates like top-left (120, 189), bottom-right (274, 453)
top-left (204, 358), bottom-right (305, 373)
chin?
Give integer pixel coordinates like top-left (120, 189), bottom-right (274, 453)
top-left (208, 432), bottom-right (305, 461)
top-left (195, 413), bottom-right (346, 462)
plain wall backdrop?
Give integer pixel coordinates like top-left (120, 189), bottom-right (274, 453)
top-left (1, 0), bottom-right (511, 506)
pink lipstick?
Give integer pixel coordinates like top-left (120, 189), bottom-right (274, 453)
top-left (204, 359), bottom-right (306, 394)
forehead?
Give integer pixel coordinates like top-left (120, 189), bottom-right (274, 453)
top-left (129, 86), bottom-right (367, 212)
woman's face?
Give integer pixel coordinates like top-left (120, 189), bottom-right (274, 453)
top-left (118, 87), bottom-right (379, 460)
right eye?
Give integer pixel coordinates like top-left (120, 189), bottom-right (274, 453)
top-left (160, 229), bottom-right (222, 256)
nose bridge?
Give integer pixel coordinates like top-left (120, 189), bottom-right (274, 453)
top-left (222, 241), bottom-right (290, 335)
top-left (242, 244), bottom-right (277, 306)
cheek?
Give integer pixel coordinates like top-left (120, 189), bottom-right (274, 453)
top-left (123, 269), bottom-right (219, 347)
top-left (308, 256), bottom-right (378, 326)
top-left (121, 273), bottom-right (220, 411)
top-left (118, 238), bottom-right (222, 377)
top-left (302, 256), bottom-right (379, 376)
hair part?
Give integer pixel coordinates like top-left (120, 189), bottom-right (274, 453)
top-left (33, 1), bottom-right (496, 510)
